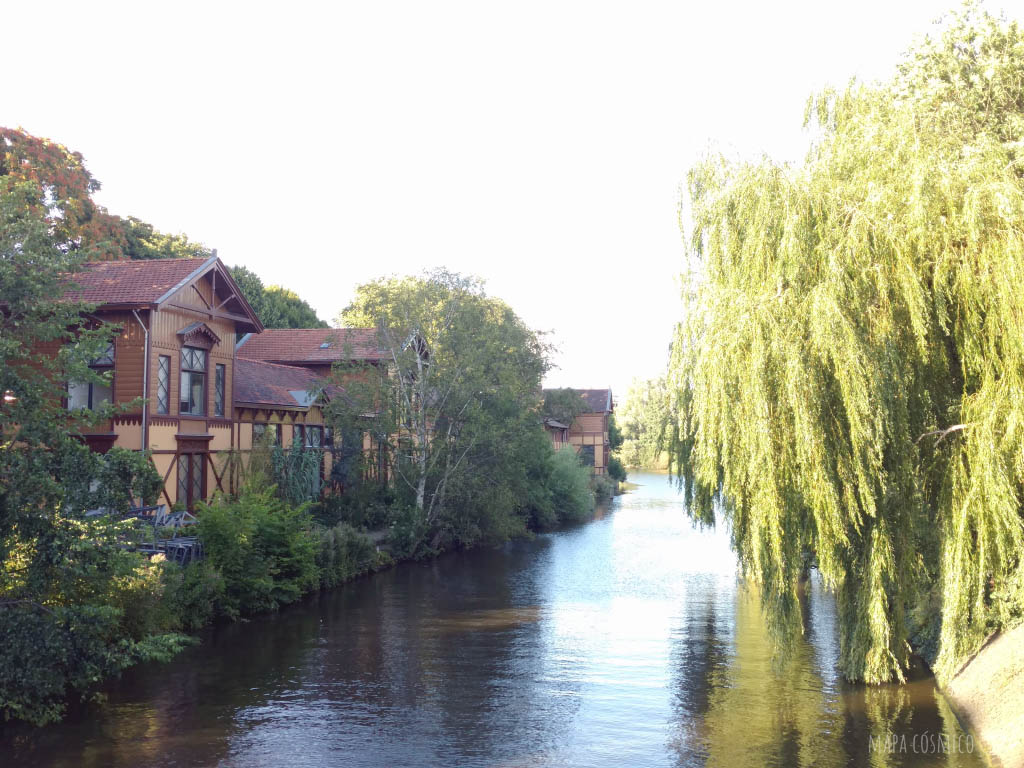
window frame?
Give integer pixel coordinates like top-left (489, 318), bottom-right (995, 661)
top-left (176, 453), bottom-right (206, 511)
top-left (214, 363), bottom-right (226, 417)
top-left (179, 345), bottom-right (207, 416)
top-left (156, 355), bottom-right (171, 415)
top-left (253, 422), bottom-right (281, 446)
top-left (67, 341), bottom-right (115, 411)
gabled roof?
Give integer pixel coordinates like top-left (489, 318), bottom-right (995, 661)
top-left (62, 258), bottom-right (211, 305)
top-left (62, 256), bottom-right (263, 334)
top-left (544, 418), bottom-right (570, 429)
top-left (236, 328), bottom-right (388, 363)
top-left (234, 357), bottom-right (328, 409)
top-left (542, 387), bottom-right (614, 413)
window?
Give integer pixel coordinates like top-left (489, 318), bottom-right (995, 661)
top-left (579, 445), bottom-right (595, 467)
top-left (214, 364), bottom-right (225, 417)
top-left (156, 355), bottom-right (170, 414)
top-left (253, 422), bottom-right (281, 446)
top-left (68, 342), bottom-right (114, 411)
top-left (179, 346), bottom-right (206, 415)
top-left (177, 453), bottom-right (205, 510)
top-left (294, 424), bottom-right (304, 447)
top-left (306, 426), bottom-right (323, 448)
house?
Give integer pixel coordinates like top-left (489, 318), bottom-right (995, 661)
top-left (235, 328), bottom-right (389, 376)
top-left (543, 418), bottom-right (570, 451)
top-left (543, 388), bottom-right (615, 475)
top-left (236, 327), bottom-right (393, 482)
top-left (57, 256), bottom-right (338, 510)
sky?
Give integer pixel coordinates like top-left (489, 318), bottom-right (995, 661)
top-left (5, 0), bottom-right (1019, 401)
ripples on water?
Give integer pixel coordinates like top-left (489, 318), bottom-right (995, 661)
top-left (4, 472), bottom-right (987, 767)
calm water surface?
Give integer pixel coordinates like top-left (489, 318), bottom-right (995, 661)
top-left (5, 472), bottom-right (987, 767)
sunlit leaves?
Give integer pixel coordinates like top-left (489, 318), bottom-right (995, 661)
top-left (670, 4), bottom-right (1024, 682)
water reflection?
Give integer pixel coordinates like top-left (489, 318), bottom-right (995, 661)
top-left (3, 472), bottom-right (986, 767)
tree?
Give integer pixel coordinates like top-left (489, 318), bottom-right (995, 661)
top-left (119, 216), bottom-right (214, 261)
top-left (0, 178), bottom-right (186, 725)
top-left (618, 376), bottom-right (671, 468)
top-left (328, 270), bottom-right (551, 550)
top-left (1, 127), bottom-right (127, 260)
top-left (230, 265), bottom-right (327, 329)
top-left (669, 3), bottom-right (1024, 683)
top-left (542, 388), bottom-right (588, 427)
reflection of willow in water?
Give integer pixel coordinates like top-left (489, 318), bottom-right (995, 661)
top-left (672, 583), bottom-right (844, 768)
top-left (674, 579), bottom-right (986, 768)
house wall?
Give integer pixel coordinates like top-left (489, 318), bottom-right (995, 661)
top-left (568, 412), bottom-right (611, 475)
top-left (233, 405), bottom-right (333, 491)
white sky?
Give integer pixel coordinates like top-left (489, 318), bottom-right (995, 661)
top-left (5, 1), bottom-right (1017, 400)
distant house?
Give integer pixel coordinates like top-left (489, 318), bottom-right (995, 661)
top-left (543, 418), bottom-right (570, 451)
top-left (543, 388), bottom-right (614, 475)
top-left (51, 256), bottom-right (352, 510)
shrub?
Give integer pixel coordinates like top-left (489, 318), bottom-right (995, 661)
top-left (607, 455), bottom-right (627, 483)
top-left (196, 486), bottom-right (318, 618)
top-left (591, 474), bottom-right (617, 503)
top-left (315, 523), bottom-right (377, 589)
top-left (548, 447), bottom-right (595, 525)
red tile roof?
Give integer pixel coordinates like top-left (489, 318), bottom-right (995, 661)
top-left (543, 388), bottom-right (614, 413)
top-left (236, 328), bottom-right (388, 363)
top-left (234, 358), bottom-right (327, 408)
top-left (61, 258), bottom-right (211, 305)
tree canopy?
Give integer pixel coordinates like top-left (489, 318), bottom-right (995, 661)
top-left (230, 265), bottom-right (328, 329)
top-left (327, 270), bottom-right (570, 551)
top-left (618, 376), bottom-right (671, 469)
top-left (669, 3), bottom-right (1024, 683)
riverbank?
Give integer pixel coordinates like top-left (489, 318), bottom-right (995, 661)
top-left (942, 623), bottom-right (1024, 768)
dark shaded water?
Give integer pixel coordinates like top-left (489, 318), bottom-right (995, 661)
top-left (4, 472), bottom-right (986, 767)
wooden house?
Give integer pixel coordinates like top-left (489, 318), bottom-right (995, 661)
top-left (543, 388), bottom-right (615, 475)
top-left (543, 418), bottom-right (570, 451)
top-left (57, 256), bottom-right (343, 510)
top-left (235, 328), bottom-right (389, 376)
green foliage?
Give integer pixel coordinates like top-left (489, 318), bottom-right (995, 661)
top-left (314, 523), bottom-right (377, 589)
top-left (162, 560), bottom-right (226, 632)
top-left (270, 433), bottom-right (323, 506)
top-left (230, 265), bottom-right (327, 329)
top-left (607, 455), bottom-right (627, 483)
top-left (591, 474), bottom-right (617, 504)
top-left (670, 4), bottom-right (1024, 683)
top-left (119, 217), bottom-right (214, 261)
top-left (548, 447), bottom-right (596, 525)
top-left (0, 517), bottom-right (192, 725)
top-left (93, 448), bottom-right (165, 512)
top-left (542, 388), bottom-right (587, 427)
top-left (195, 486), bottom-right (318, 618)
top-left (607, 413), bottom-right (624, 452)
top-left (314, 483), bottom-right (396, 530)
top-left (330, 269), bottom-right (552, 553)
top-left (386, 504), bottom-right (431, 560)
top-left (618, 376), bottom-right (672, 469)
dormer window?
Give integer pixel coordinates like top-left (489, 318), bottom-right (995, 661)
top-left (180, 346), bottom-right (207, 415)
top-left (68, 342), bottom-right (114, 411)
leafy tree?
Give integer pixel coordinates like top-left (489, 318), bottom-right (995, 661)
top-left (618, 376), bottom-right (671, 468)
top-left (542, 388), bottom-right (588, 427)
top-left (669, 3), bottom-right (1024, 683)
top-left (119, 216), bottom-right (214, 260)
top-left (327, 270), bottom-right (552, 551)
top-left (230, 265), bottom-right (327, 329)
top-left (0, 177), bottom-right (188, 725)
top-left (0, 127), bottom-right (126, 260)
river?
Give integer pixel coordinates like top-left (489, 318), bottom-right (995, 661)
top-left (5, 471), bottom-right (986, 767)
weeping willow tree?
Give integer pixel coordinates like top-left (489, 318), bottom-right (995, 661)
top-left (670, 3), bottom-right (1024, 683)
